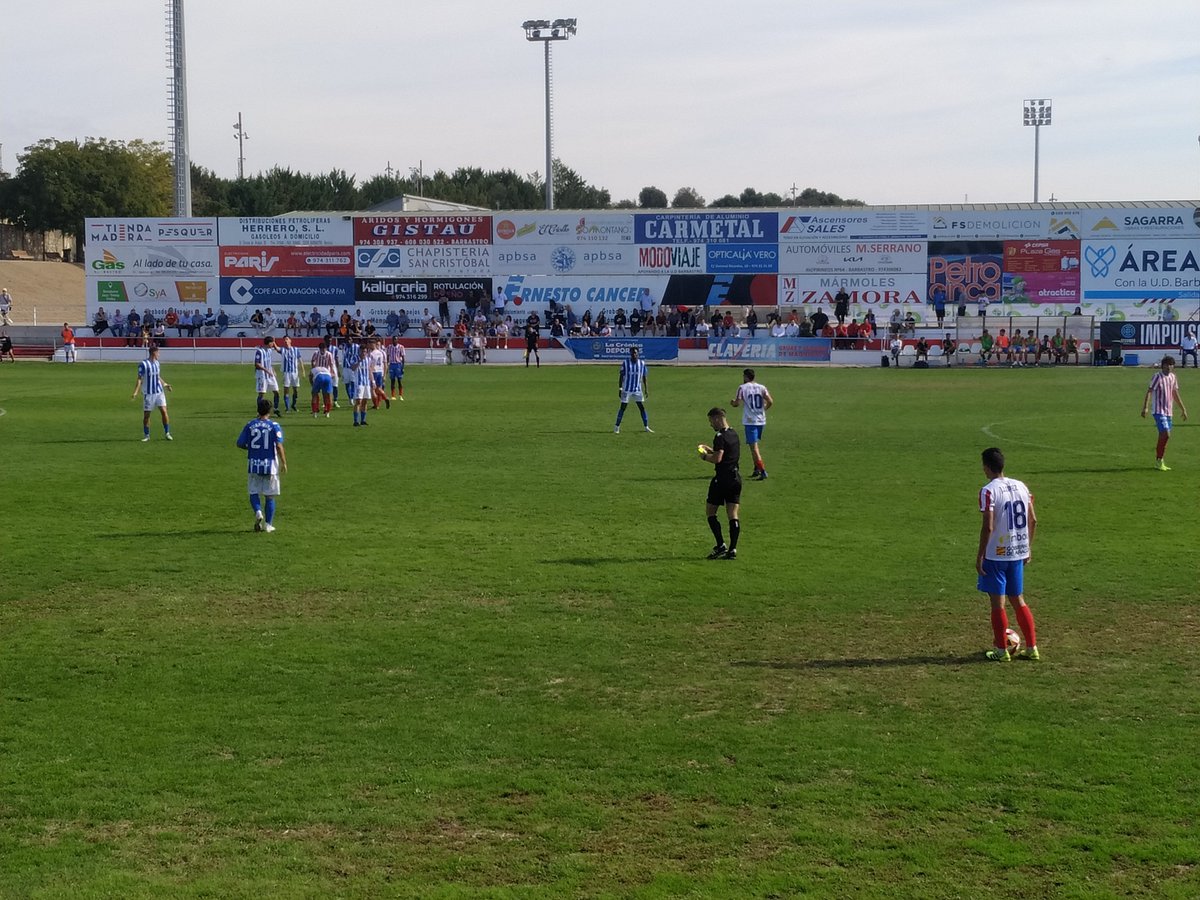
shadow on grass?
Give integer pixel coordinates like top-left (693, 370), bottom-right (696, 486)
top-left (40, 438), bottom-right (144, 444)
top-left (97, 528), bottom-right (240, 539)
top-left (551, 556), bottom-right (687, 566)
top-left (732, 654), bottom-right (982, 669)
top-left (1026, 467), bottom-right (1145, 474)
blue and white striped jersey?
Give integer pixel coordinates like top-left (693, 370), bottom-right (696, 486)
top-left (138, 359), bottom-right (164, 395)
top-left (341, 342), bottom-right (362, 370)
top-left (619, 358), bottom-right (647, 393)
top-left (237, 418), bottom-right (284, 476)
top-left (254, 346), bottom-right (275, 372)
top-left (281, 346), bottom-right (302, 376)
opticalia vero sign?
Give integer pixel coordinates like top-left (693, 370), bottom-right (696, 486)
top-left (85, 244), bottom-right (218, 277)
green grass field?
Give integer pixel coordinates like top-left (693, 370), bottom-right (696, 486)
top-left (1, 360), bottom-right (1197, 898)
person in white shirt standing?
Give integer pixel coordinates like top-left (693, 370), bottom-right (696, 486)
top-left (976, 447), bottom-right (1039, 662)
top-left (254, 336), bottom-right (281, 416)
top-left (131, 343), bottom-right (173, 442)
top-left (1180, 328), bottom-right (1198, 369)
top-left (279, 335), bottom-right (304, 413)
top-left (731, 368), bottom-right (774, 481)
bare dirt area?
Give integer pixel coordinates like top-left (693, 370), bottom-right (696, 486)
top-left (0, 261), bottom-right (86, 325)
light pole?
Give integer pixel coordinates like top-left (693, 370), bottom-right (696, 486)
top-left (233, 112), bottom-right (249, 180)
top-left (522, 18), bottom-right (577, 210)
top-left (1023, 98), bottom-right (1052, 202)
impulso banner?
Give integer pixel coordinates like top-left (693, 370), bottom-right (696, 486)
top-left (217, 216), bottom-right (353, 246)
top-left (1099, 320), bottom-right (1199, 347)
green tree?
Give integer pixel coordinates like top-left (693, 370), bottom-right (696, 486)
top-left (638, 186), bottom-right (668, 208)
top-left (612, 198), bottom-right (637, 209)
top-left (708, 194), bottom-right (741, 208)
top-left (4, 138), bottom-right (172, 244)
top-left (796, 187), bottom-right (866, 207)
top-left (671, 186), bottom-right (705, 208)
top-left (552, 160), bottom-right (611, 209)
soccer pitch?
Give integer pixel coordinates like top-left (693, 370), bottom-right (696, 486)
top-left (1, 362), bottom-right (1197, 898)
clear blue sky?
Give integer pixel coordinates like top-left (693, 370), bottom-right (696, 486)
top-left (3, 0), bottom-right (1198, 205)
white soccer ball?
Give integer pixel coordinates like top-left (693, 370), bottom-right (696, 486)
top-left (1005, 628), bottom-right (1021, 654)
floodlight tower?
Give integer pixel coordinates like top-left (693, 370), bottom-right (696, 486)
top-left (1023, 98), bottom-right (1052, 203)
top-left (522, 17), bottom-right (577, 210)
top-left (166, 0), bottom-right (192, 215)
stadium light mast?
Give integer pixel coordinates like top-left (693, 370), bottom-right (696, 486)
top-left (1023, 98), bottom-right (1052, 203)
top-left (522, 17), bottom-right (577, 210)
top-left (233, 112), bottom-right (249, 180)
top-left (166, 0), bottom-right (192, 215)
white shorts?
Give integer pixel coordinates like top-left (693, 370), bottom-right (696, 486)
top-left (342, 367), bottom-right (354, 387)
top-left (620, 390), bottom-right (645, 404)
top-left (248, 473), bottom-right (281, 496)
top-left (352, 378), bottom-right (374, 400)
top-left (283, 372), bottom-right (299, 388)
top-left (256, 372), bottom-right (279, 393)
top-left (143, 392), bottom-right (167, 411)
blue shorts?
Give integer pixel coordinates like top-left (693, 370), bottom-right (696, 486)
top-left (744, 424), bottom-right (764, 445)
top-left (389, 363), bottom-right (404, 380)
top-left (977, 558), bottom-right (1025, 597)
top-left (373, 372), bottom-right (385, 389)
top-left (1153, 413), bottom-right (1172, 434)
top-left (311, 373), bottom-right (333, 394)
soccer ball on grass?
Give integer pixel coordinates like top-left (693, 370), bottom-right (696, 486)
top-left (1005, 628), bottom-right (1021, 654)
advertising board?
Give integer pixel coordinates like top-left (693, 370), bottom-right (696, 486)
top-left (85, 244), bottom-right (218, 278)
top-left (562, 337), bottom-right (679, 360)
top-left (779, 209), bottom-right (927, 241)
top-left (634, 244), bottom-right (705, 274)
top-left (706, 336), bottom-right (833, 362)
top-left (88, 277), bottom-right (215, 307)
top-left (1081, 207), bottom-right (1200, 240)
top-left (778, 239), bottom-right (926, 275)
top-left (218, 276), bottom-right (354, 307)
top-left (706, 244), bottom-right (778, 274)
top-left (1080, 239), bottom-right (1200, 316)
top-left (492, 212), bottom-right (634, 244)
top-left (491, 244), bottom-right (636, 275)
top-left (1000, 241), bottom-right (1080, 305)
top-left (927, 242), bottom-right (1003, 303)
top-left (634, 212), bottom-right (777, 244)
top-left (661, 274), bottom-right (778, 308)
top-left (354, 277), bottom-right (490, 305)
top-left (355, 245), bottom-right (492, 277)
top-left (86, 217), bottom-right (217, 246)
top-left (928, 210), bottom-right (1081, 240)
top-left (354, 215), bottom-right (492, 246)
top-left (220, 246), bottom-right (354, 277)
top-left (217, 216), bottom-right (353, 246)
top-left (778, 274), bottom-right (926, 308)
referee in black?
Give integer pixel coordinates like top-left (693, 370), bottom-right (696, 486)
top-left (698, 407), bottom-right (742, 559)
top-left (523, 313), bottom-right (541, 368)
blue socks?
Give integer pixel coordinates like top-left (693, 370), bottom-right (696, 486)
top-left (264, 497), bottom-right (275, 524)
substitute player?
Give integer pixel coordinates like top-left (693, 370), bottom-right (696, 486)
top-left (731, 367), bottom-right (773, 480)
top-left (613, 346), bottom-right (652, 434)
top-left (310, 338), bottom-right (336, 417)
top-left (387, 334), bottom-right (406, 401)
top-left (236, 398), bottom-right (286, 533)
top-left (131, 343), bottom-right (172, 442)
top-left (698, 407), bottom-right (741, 559)
top-left (1141, 355), bottom-right (1188, 471)
top-left (254, 335), bottom-right (281, 416)
top-left (977, 446), bottom-right (1039, 661)
top-left (280, 335), bottom-right (304, 413)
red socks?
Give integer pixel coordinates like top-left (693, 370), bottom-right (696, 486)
top-left (1014, 604), bottom-right (1037, 649)
top-left (990, 607), bottom-right (1010, 649)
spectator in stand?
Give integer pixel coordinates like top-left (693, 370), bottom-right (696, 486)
top-left (695, 317), bottom-right (711, 340)
top-left (596, 311), bottom-right (609, 333)
top-left (666, 307), bottom-right (680, 337)
top-left (859, 316), bottom-right (874, 347)
top-left (639, 287), bottom-right (656, 324)
top-left (727, 318), bottom-right (742, 338)
top-left (112, 308), bottom-right (125, 338)
top-left (189, 309), bottom-right (204, 337)
top-left (165, 307), bottom-right (181, 335)
top-left (204, 308), bottom-right (217, 336)
top-left (126, 309), bottom-right (141, 345)
top-left (0, 288), bottom-right (12, 325)
top-left (915, 336), bottom-right (930, 363)
top-left (943, 333), bottom-right (957, 365)
top-left (785, 317), bottom-right (801, 338)
top-left (889, 334), bottom-right (903, 366)
top-left (834, 285), bottom-right (850, 325)
top-left (93, 307), bottom-right (110, 335)
top-left (142, 308), bottom-right (156, 329)
top-left (864, 310), bottom-right (877, 334)
top-left (613, 308), bottom-right (628, 336)
top-left (889, 308), bottom-right (903, 335)
top-left (642, 307), bottom-right (656, 336)
top-left (833, 319), bottom-right (849, 348)
top-left (655, 307), bottom-right (668, 336)
top-left (581, 308), bottom-right (593, 335)
top-left (1181, 327), bottom-right (1199, 368)
top-left (1051, 328), bottom-right (1066, 363)
top-left (745, 308), bottom-right (758, 337)
top-left (496, 318), bottom-right (510, 348)
top-left (722, 311), bottom-right (736, 336)
top-left (976, 295), bottom-right (989, 319)
top-left (437, 292), bottom-right (450, 326)
top-left (478, 289), bottom-right (491, 322)
top-left (283, 311), bottom-right (297, 336)
top-left (979, 329), bottom-right (994, 366)
top-left (0, 331), bottom-right (13, 362)
top-left (810, 307), bottom-right (829, 336)
top-left (494, 285), bottom-right (506, 321)
top-left (152, 320), bottom-right (167, 346)
top-left (597, 320), bottom-right (612, 337)
top-left (306, 307), bottom-right (321, 336)
top-left (1064, 334), bottom-right (1080, 365)
top-left (324, 308), bottom-right (338, 337)
top-left (902, 311), bottom-right (917, 335)
top-left (996, 328), bottom-right (1012, 366)
top-left (630, 307), bottom-right (644, 336)
top-left (709, 310), bottom-right (724, 337)
top-left (769, 317), bottom-right (786, 338)
top-left (846, 318), bottom-right (860, 349)
top-left (798, 316), bottom-right (814, 338)
top-left (931, 284), bottom-right (947, 328)
top-left (216, 309), bottom-right (230, 336)
top-left (250, 308), bottom-right (265, 334)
